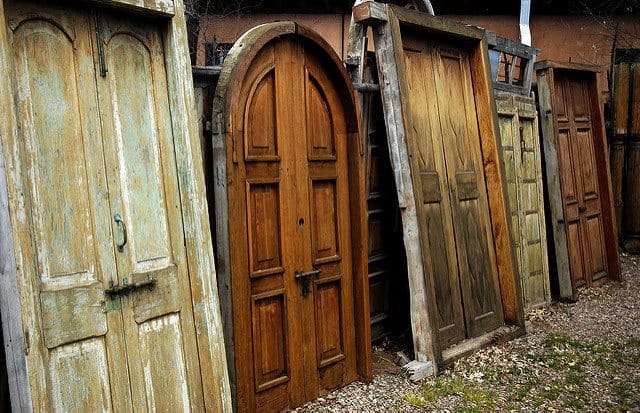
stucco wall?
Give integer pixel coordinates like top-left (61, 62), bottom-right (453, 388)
top-left (197, 13), bottom-right (640, 95)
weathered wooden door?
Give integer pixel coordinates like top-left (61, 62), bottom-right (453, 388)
top-left (403, 36), bottom-right (504, 348)
top-left (496, 93), bottom-right (550, 310)
top-left (227, 37), bottom-right (357, 410)
top-left (7, 3), bottom-right (205, 410)
top-left (553, 72), bottom-right (609, 288)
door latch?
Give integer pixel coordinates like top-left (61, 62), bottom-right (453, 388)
top-left (295, 269), bottom-right (321, 297)
top-left (105, 275), bottom-right (155, 297)
top-left (578, 205), bottom-right (587, 213)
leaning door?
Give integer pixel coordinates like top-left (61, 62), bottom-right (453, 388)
top-left (229, 36), bottom-right (357, 411)
top-left (95, 14), bottom-right (205, 410)
top-left (554, 73), bottom-right (608, 288)
top-left (431, 44), bottom-right (504, 338)
top-left (301, 45), bottom-right (358, 398)
top-left (7, 4), bottom-right (132, 410)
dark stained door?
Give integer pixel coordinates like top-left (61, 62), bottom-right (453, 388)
top-left (229, 37), bottom-right (357, 411)
top-left (403, 36), bottom-right (504, 348)
top-left (554, 72), bottom-right (609, 287)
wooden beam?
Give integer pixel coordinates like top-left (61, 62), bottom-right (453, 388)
top-left (86, 0), bottom-right (174, 16)
top-left (371, 5), bottom-right (437, 372)
top-left (352, 1), bottom-right (388, 25)
top-left (0, 1), bottom-right (34, 410)
top-left (536, 67), bottom-right (575, 301)
top-left (160, 0), bottom-right (232, 409)
top-left (469, 37), bottom-right (525, 328)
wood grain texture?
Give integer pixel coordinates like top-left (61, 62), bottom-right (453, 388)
top-left (370, 6), bottom-right (438, 369)
top-left (0, 3), bottom-right (32, 408)
top-left (0, 1), bottom-right (231, 411)
top-left (495, 92), bottom-right (551, 310)
top-left (536, 61), bottom-right (621, 301)
top-left (89, 0), bottom-right (174, 16)
top-left (212, 22), bottom-right (368, 412)
top-left (162, 0), bottom-right (232, 409)
top-left (367, 4), bottom-right (523, 372)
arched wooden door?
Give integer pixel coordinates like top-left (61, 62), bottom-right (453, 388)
top-left (213, 23), bottom-right (370, 412)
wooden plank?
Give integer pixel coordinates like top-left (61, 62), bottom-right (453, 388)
top-left (159, 0), bottom-right (231, 410)
top-left (536, 67), bottom-right (574, 300)
top-left (370, 5), bottom-right (437, 371)
top-left (534, 60), bottom-right (605, 73)
top-left (352, 1), bottom-right (388, 24)
top-left (89, 0), bottom-right (174, 16)
top-left (0, 1), bottom-right (34, 410)
top-left (469, 37), bottom-right (525, 327)
top-left (587, 71), bottom-right (622, 280)
top-left (388, 4), bottom-right (484, 41)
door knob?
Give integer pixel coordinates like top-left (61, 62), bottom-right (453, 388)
top-left (114, 213), bottom-right (127, 252)
top-left (295, 269), bottom-right (321, 297)
top-left (578, 205), bottom-right (587, 213)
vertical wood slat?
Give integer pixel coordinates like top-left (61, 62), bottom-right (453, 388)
top-left (536, 61), bottom-right (621, 302)
top-left (0, 1), bottom-right (35, 410)
top-left (368, 8), bottom-right (438, 370)
top-left (624, 62), bottom-right (640, 249)
top-left (495, 92), bottom-right (551, 310)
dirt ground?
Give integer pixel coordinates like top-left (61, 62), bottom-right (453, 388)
top-left (296, 253), bottom-right (640, 412)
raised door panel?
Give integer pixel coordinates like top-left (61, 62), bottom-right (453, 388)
top-left (402, 37), bottom-right (465, 347)
top-left (432, 45), bottom-right (503, 338)
top-left (7, 5), bottom-right (131, 410)
top-left (303, 51), bottom-right (357, 393)
top-left (553, 76), bottom-right (585, 288)
top-left (232, 41), bottom-right (300, 412)
top-left (567, 77), bottom-right (608, 283)
top-left (517, 107), bottom-right (550, 308)
top-left (96, 16), bottom-right (203, 410)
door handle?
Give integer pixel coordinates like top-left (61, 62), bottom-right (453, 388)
top-left (105, 276), bottom-right (155, 297)
top-left (295, 269), bottom-right (321, 297)
top-left (114, 213), bottom-right (127, 252)
top-left (578, 205), bottom-right (587, 213)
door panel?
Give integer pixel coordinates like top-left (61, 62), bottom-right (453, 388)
top-left (230, 37), bottom-right (357, 411)
top-left (401, 34), bottom-right (504, 347)
top-left (402, 40), bottom-right (465, 347)
top-left (431, 45), bottom-right (503, 338)
top-left (554, 72), bottom-right (608, 289)
top-left (96, 14), bottom-right (204, 411)
top-left (7, 5), bottom-right (131, 410)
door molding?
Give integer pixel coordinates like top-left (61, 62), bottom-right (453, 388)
top-left (535, 61), bottom-right (621, 301)
top-left (212, 21), bottom-right (371, 406)
top-left (0, 1), bottom-right (231, 410)
top-left (352, 3), bottom-right (525, 373)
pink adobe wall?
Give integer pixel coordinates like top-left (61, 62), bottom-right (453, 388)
top-left (198, 13), bottom-right (640, 95)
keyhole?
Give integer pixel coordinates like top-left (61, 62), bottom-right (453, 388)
top-left (298, 218), bottom-right (304, 226)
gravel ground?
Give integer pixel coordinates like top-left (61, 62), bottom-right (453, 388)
top-left (295, 253), bottom-right (640, 412)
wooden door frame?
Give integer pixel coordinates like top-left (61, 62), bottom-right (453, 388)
top-left (353, 2), bottom-right (525, 374)
top-left (211, 22), bottom-right (371, 405)
top-left (0, 1), bottom-right (231, 411)
top-left (495, 91), bottom-right (552, 311)
top-left (535, 61), bottom-right (621, 301)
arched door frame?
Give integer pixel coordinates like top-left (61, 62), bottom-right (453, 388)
top-left (211, 22), bottom-right (371, 406)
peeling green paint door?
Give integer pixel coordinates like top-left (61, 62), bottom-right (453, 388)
top-left (7, 3), bottom-right (205, 410)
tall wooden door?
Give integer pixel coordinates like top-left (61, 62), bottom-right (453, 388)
top-left (402, 36), bottom-right (504, 348)
top-left (7, 3), bottom-right (205, 410)
top-left (496, 93), bottom-right (550, 310)
top-left (553, 72), bottom-right (609, 288)
top-left (227, 37), bottom-right (357, 411)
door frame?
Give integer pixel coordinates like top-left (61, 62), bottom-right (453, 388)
top-left (212, 21), bottom-right (371, 405)
top-left (535, 61), bottom-right (621, 301)
top-left (0, 1), bottom-right (231, 411)
top-left (353, 2), bottom-right (525, 373)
